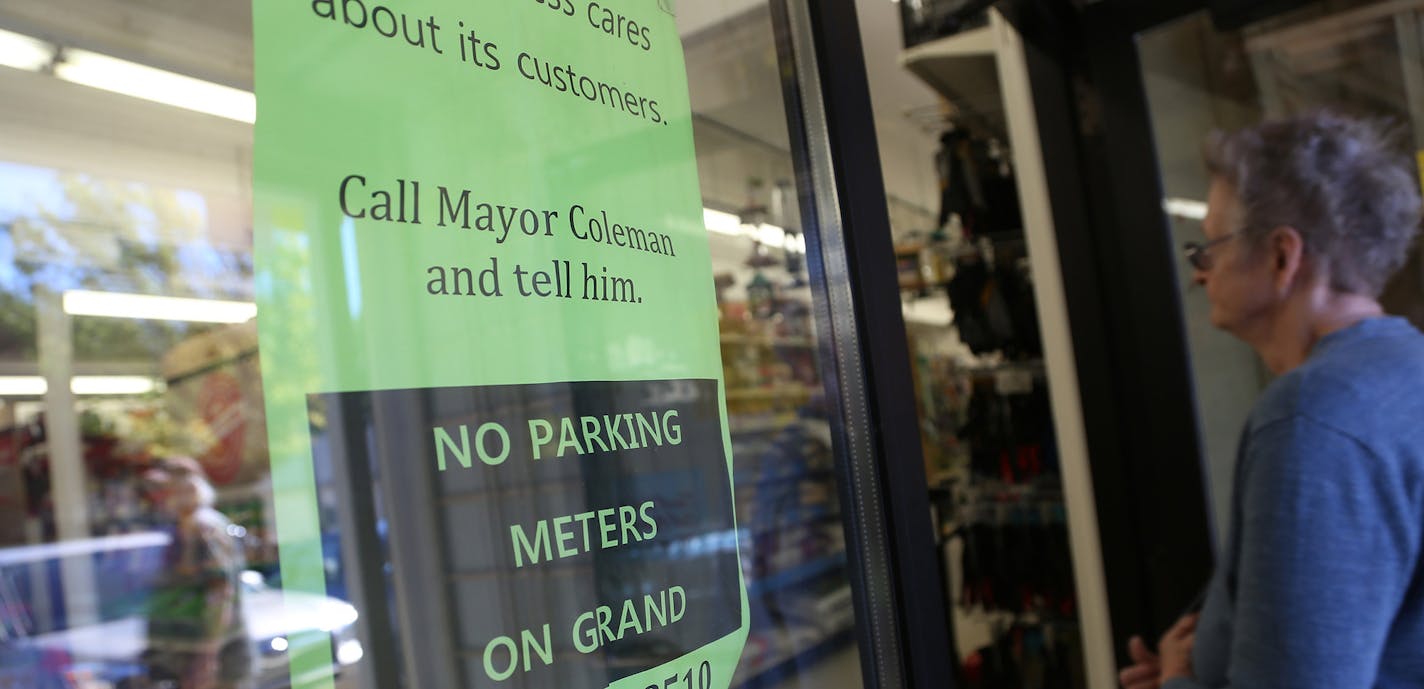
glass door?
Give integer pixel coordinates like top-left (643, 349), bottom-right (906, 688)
top-left (1139, 0), bottom-right (1424, 535)
top-left (0, 2), bottom-right (933, 689)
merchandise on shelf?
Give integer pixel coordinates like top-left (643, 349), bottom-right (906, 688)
top-left (717, 292), bottom-right (853, 688)
top-left (908, 320), bottom-right (1081, 688)
top-left (961, 621), bottom-right (1086, 689)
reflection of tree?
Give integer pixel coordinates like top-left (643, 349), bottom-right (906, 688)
top-left (0, 173), bottom-right (245, 362)
top-left (258, 228), bottom-right (320, 464)
top-left (0, 256), bottom-right (36, 359)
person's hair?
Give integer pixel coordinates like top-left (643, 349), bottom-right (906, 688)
top-left (185, 473), bottom-right (217, 508)
top-left (1203, 109), bottom-right (1422, 296)
top-left (160, 456), bottom-right (216, 508)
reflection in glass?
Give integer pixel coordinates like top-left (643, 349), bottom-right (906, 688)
top-left (0, 1), bottom-right (865, 688)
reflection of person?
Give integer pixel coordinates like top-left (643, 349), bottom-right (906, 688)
top-left (142, 457), bottom-right (255, 689)
top-left (1120, 111), bottom-right (1424, 689)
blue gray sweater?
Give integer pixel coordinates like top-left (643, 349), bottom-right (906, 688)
top-left (1166, 317), bottom-right (1424, 689)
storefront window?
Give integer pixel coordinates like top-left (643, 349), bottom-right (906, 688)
top-left (0, 2), bottom-right (862, 688)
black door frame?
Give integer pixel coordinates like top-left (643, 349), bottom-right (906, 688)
top-left (1001, 0), bottom-right (1263, 668)
top-left (1065, 0), bottom-right (1218, 661)
top-left (767, 1), bottom-right (959, 688)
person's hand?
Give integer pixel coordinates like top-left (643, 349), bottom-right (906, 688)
top-left (1158, 613), bottom-right (1199, 683)
top-left (1119, 635), bottom-right (1162, 689)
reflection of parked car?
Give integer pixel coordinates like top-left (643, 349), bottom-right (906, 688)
top-left (241, 570), bottom-right (364, 689)
top-left (0, 534), bottom-right (361, 689)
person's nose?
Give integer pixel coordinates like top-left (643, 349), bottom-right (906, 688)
top-left (1192, 266), bottom-right (1208, 287)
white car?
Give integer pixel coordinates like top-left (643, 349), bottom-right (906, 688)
top-left (0, 536), bottom-right (362, 689)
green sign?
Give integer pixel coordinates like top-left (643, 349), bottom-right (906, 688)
top-left (252, 1), bottom-right (748, 687)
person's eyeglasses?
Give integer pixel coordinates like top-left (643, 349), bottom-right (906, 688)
top-left (1183, 233), bottom-right (1238, 271)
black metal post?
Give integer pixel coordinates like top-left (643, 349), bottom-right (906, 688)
top-left (769, 0), bottom-right (959, 687)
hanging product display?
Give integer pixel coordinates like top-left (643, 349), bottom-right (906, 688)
top-left (919, 368), bottom-right (1083, 689)
top-left (941, 244), bottom-right (1041, 358)
top-left (251, 2), bottom-right (748, 688)
top-left (905, 105), bottom-right (1067, 689)
top-left (960, 621), bottom-right (1084, 689)
top-left (935, 130), bottom-right (1021, 238)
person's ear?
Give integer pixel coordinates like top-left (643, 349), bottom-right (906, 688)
top-left (1269, 225), bottom-right (1306, 295)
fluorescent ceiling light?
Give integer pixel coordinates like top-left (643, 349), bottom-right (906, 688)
top-left (71, 376), bottom-right (159, 395)
top-left (0, 28), bottom-right (255, 122)
top-left (54, 48), bottom-right (256, 123)
top-left (63, 290), bottom-right (256, 323)
top-left (0, 377), bottom-right (46, 396)
top-left (1164, 198), bottom-right (1209, 221)
top-left (702, 208), bottom-right (805, 254)
top-left (704, 208), bottom-right (743, 236)
top-left (0, 27), bottom-right (53, 71)
top-left (0, 376), bottom-right (158, 396)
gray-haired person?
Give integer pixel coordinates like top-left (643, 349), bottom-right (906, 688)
top-left (1120, 110), bottom-right (1424, 689)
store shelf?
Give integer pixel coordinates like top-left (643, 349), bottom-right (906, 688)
top-left (729, 415), bottom-right (801, 435)
top-left (899, 27), bottom-right (1006, 139)
top-left (735, 468), bottom-right (830, 488)
top-left (742, 505), bottom-right (837, 535)
top-left (747, 552), bottom-right (847, 597)
top-left (726, 386), bottom-right (813, 403)
top-left (720, 333), bottom-right (815, 348)
top-left (902, 24), bottom-right (995, 60)
top-left (734, 626), bottom-right (857, 689)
